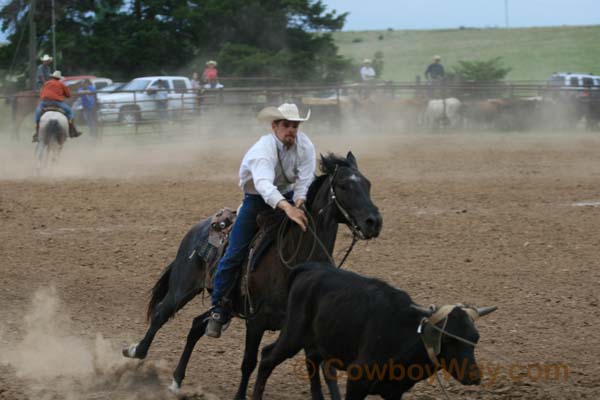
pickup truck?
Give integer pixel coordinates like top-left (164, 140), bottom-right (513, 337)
top-left (97, 76), bottom-right (197, 123)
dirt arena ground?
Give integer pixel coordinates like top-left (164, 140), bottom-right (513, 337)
top-left (1, 125), bottom-right (599, 399)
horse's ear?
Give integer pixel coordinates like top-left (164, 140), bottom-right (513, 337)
top-left (346, 151), bottom-right (358, 169)
top-left (320, 154), bottom-right (332, 173)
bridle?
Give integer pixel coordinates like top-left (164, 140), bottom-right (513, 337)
top-left (278, 164), bottom-right (367, 270)
top-left (318, 165), bottom-right (367, 241)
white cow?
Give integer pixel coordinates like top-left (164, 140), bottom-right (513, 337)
top-left (424, 97), bottom-right (463, 130)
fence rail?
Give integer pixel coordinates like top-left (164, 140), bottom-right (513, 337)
top-left (2, 80), bottom-right (599, 135)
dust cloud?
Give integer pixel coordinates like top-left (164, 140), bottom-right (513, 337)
top-left (0, 287), bottom-right (213, 400)
top-left (0, 113), bottom-right (598, 183)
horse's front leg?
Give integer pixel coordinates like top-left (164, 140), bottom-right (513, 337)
top-left (170, 310), bottom-right (211, 392)
top-left (234, 322), bottom-right (265, 400)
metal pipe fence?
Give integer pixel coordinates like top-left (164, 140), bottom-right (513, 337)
top-left (2, 81), bottom-right (599, 134)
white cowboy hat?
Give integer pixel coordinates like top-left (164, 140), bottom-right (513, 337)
top-left (363, 58), bottom-right (372, 64)
top-left (206, 60), bottom-right (217, 66)
top-left (41, 54), bottom-right (53, 62)
top-left (51, 70), bottom-right (62, 79)
top-left (257, 103), bottom-right (311, 122)
top-left (433, 55), bottom-right (441, 61)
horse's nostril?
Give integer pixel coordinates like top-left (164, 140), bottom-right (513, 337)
top-left (366, 218), bottom-right (375, 227)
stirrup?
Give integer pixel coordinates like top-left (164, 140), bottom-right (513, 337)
top-left (69, 126), bottom-right (82, 138)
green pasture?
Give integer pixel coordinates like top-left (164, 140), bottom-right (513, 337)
top-left (333, 25), bottom-right (600, 82)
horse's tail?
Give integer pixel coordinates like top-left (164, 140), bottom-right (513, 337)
top-left (147, 261), bottom-right (173, 322)
top-left (44, 119), bottom-right (61, 145)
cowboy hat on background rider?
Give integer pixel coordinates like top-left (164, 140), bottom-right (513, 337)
top-left (206, 102), bottom-right (316, 338)
top-left (36, 54), bottom-right (53, 90)
top-left (32, 70), bottom-right (81, 142)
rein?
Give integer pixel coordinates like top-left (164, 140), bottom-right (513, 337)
top-left (277, 166), bottom-right (362, 269)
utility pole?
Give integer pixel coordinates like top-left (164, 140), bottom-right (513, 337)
top-left (504, 0), bottom-right (509, 28)
top-left (28, 0), bottom-right (37, 90)
top-left (51, 0), bottom-right (56, 70)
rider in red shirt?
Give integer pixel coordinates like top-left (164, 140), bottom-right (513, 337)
top-left (202, 60), bottom-right (220, 88)
top-left (33, 70), bottom-right (81, 142)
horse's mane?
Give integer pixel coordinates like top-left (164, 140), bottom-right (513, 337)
top-left (306, 153), bottom-right (352, 208)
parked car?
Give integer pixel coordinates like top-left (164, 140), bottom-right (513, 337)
top-left (548, 72), bottom-right (600, 89)
top-left (546, 73), bottom-right (600, 102)
top-left (98, 82), bottom-right (126, 93)
top-left (64, 75), bottom-right (113, 90)
top-left (97, 76), bottom-right (197, 123)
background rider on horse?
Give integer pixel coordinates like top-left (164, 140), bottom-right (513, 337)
top-left (36, 54), bottom-right (53, 90)
top-left (33, 70), bottom-right (81, 142)
top-left (206, 102), bottom-right (316, 338)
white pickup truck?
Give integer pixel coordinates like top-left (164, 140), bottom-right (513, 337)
top-left (97, 76), bottom-right (197, 123)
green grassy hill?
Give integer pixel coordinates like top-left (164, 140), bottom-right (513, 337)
top-left (332, 25), bottom-right (600, 82)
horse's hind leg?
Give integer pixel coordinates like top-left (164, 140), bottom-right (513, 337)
top-left (129, 288), bottom-right (198, 360)
top-left (170, 310), bottom-right (211, 391)
top-left (234, 323), bottom-right (265, 400)
top-left (124, 258), bottom-right (204, 359)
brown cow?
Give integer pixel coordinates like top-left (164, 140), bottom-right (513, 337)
top-left (460, 98), bottom-right (511, 130)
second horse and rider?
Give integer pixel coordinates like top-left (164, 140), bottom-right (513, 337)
top-left (33, 55), bottom-right (82, 143)
top-left (123, 102), bottom-right (497, 399)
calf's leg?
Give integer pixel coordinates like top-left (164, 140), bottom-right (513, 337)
top-left (253, 337), bottom-right (304, 400)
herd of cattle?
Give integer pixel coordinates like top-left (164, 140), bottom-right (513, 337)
top-left (343, 94), bottom-right (600, 132)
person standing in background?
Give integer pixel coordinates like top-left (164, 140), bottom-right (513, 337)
top-left (78, 79), bottom-right (98, 137)
top-left (360, 59), bottom-right (376, 82)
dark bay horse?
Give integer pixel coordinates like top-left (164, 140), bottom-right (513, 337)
top-left (122, 152), bottom-right (382, 399)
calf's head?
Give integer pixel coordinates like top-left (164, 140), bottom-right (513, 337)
top-left (414, 304), bottom-right (497, 385)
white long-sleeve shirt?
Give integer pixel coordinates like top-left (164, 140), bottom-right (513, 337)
top-left (239, 132), bottom-right (316, 209)
top-left (360, 66), bottom-right (376, 81)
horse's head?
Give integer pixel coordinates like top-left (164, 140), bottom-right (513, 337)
top-left (314, 152), bottom-right (382, 239)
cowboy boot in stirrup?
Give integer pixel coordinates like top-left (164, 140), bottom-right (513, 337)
top-left (68, 119), bottom-right (82, 138)
top-left (206, 305), bottom-right (231, 338)
top-left (32, 123), bottom-right (39, 143)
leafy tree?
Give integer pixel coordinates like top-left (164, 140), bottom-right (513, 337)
top-left (451, 57), bottom-right (511, 82)
top-left (0, 0), bottom-right (351, 88)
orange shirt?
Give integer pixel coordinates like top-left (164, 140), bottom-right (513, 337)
top-left (202, 67), bottom-right (218, 81)
top-left (40, 79), bottom-right (71, 102)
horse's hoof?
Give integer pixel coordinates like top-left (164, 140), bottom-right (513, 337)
top-left (168, 379), bottom-right (181, 394)
top-left (122, 343), bottom-right (138, 358)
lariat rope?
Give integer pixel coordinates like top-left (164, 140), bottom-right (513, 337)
top-left (277, 166), bottom-right (363, 270)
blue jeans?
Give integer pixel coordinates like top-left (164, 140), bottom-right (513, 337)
top-left (157, 100), bottom-right (168, 121)
top-left (211, 192), bottom-right (293, 306)
top-left (34, 100), bottom-right (73, 122)
top-left (83, 108), bottom-right (97, 136)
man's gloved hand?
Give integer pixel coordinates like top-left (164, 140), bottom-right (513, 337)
top-left (278, 200), bottom-right (307, 231)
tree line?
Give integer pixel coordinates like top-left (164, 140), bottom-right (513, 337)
top-left (0, 0), bottom-right (356, 89)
